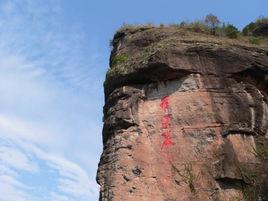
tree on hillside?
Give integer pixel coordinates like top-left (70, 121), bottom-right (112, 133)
top-left (242, 17), bottom-right (268, 36)
top-left (205, 14), bottom-right (220, 35)
top-left (242, 22), bottom-right (256, 36)
top-left (225, 24), bottom-right (239, 38)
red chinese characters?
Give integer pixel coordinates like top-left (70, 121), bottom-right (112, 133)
top-left (161, 115), bottom-right (171, 129)
top-left (160, 96), bottom-right (169, 112)
top-left (160, 96), bottom-right (174, 149)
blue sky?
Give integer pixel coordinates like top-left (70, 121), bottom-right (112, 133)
top-left (0, 0), bottom-right (267, 201)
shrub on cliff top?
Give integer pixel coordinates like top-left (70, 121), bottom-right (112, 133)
top-left (242, 16), bottom-right (268, 36)
top-left (242, 22), bottom-right (257, 36)
top-left (224, 24), bottom-right (240, 38)
top-left (256, 16), bottom-right (268, 24)
top-left (183, 21), bottom-right (210, 34)
top-left (205, 14), bottom-right (221, 35)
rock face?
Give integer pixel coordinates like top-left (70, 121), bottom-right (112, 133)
top-left (97, 26), bottom-right (268, 201)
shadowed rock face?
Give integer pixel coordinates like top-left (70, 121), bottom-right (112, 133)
top-left (97, 27), bottom-right (268, 201)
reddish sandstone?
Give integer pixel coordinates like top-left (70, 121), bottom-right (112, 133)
top-left (97, 26), bottom-right (268, 201)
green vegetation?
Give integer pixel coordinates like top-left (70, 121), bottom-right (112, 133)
top-left (242, 22), bottom-right (257, 36)
top-left (105, 14), bottom-right (268, 82)
top-left (242, 17), bottom-right (268, 36)
top-left (115, 14), bottom-right (268, 42)
top-left (106, 34), bottom-right (173, 80)
top-left (177, 20), bottom-right (210, 34)
top-left (235, 136), bottom-right (268, 201)
top-left (184, 163), bottom-right (196, 194)
top-left (112, 14), bottom-right (268, 50)
top-left (205, 14), bottom-right (220, 35)
top-left (238, 164), bottom-right (261, 201)
top-left (224, 24), bottom-right (240, 38)
top-left (238, 136), bottom-right (268, 201)
top-left (171, 162), bottom-right (197, 194)
top-left (110, 53), bottom-right (128, 67)
top-left (249, 37), bottom-right (261, 45)
top-left (256, 16), bottom-right (268, 23)
top-left (171, 14), bottom-right (241, 39)
top-left (252, 136), bottom-right (268, 160)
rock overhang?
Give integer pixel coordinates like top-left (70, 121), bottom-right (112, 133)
top-left (105, 26), bottom-right (268, 98)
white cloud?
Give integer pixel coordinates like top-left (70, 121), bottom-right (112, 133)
top-left (31, 145), bottom-right (99, 198)
top-left (0, 146), bottom-right (39, 172)
top-left (0, 174), bottom-right (27, 189)
top-left (0, 0), bottom-right (103, 200)
top-left (0, 183), bottom-right (32, 201)
top-left (0, 114), bottom-right (53, 145)
top-left (0, 166), bottom-right (35, 201)
top-left (51, 193), bottom-right (72, 201)
top-left (0, 164), bottom-right (17, 177)
top-left (0, 134), bottom-right (99, 201)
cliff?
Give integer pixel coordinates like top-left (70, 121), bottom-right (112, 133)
top-left (97, 26), bottom-right (268, 201)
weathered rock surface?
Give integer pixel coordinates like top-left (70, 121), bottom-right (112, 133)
top-left (97, 26), bottom-right (268, 201)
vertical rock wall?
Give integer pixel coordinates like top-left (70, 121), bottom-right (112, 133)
top-left (97, 27), bottom-right (268, 201)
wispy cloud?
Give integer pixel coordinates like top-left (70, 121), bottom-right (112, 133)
top-left (0, 146), bottom-right (39, 172)
top-left (0, 179), bottom-right (32, 201)
top-left (0, 0), bottom-right (104, 90)
top-left (0, 135), bottom-right (99, 201)
top-left (0, 0), bottom-right (103, 200)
